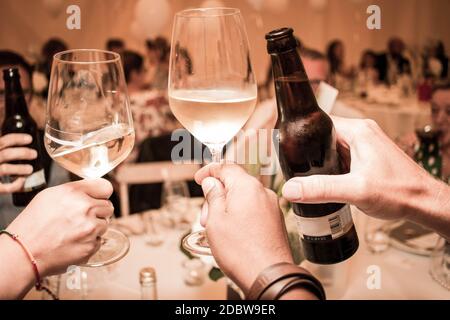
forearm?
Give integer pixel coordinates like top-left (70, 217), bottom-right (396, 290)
top-left (0, 236), bottom-right (35, 299)
top-left (408, 177), bottom-right (450, 239)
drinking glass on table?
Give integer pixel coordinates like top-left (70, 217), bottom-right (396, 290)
top-left (169, 7), bottom-right (257, 256)
top-left (45, 49), bottom-right (135, 267)
top-left (161, 179), bottom-right (191, 229)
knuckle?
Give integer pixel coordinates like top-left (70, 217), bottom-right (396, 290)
top-left (80, 198), bottom-right (95, 212)
top-left (80, 221), bottom-right (97, 237)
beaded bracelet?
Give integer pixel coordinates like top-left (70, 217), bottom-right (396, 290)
top-left (0, 230), bottom-right (58, 300)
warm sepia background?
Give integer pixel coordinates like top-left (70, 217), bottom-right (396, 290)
top-left (0, 0), bottom-right (449, 82)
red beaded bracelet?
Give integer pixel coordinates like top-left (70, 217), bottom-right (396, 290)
top-left (0, 230), bottom-right (58, 300)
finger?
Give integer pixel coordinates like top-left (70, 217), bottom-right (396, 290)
top-left (68, 178), bottom-right (114, 199)
top-left (201, 177), bottom-right (226, 226)
top-left (195, 163), bottom-right (248, 188)
top-left (282, 174), bottom-right (359, 204)
top-left (0, 134), bottom-right (32, 150)
top-left (0, 177), bottom-right (25, 193)
top-left (0, 147), bottom-right (37, 163)
top-left (88, 200), bottom-right (114, 219)
top-left (0, 163), bottom-right (33, 176)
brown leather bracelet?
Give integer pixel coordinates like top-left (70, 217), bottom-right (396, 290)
top-left (246, 262), bottom-right (326, 300)
top-left (261, 277), bottom-right (322, 300)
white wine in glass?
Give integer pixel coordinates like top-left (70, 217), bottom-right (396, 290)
top-left (169, 8), bottom-right (257, 255)
top-left (46, 124), bottom-right (134, 179)
top-left (169, 89), bottom-right (256, 147)
top-left (45, 49), bottom-right (135, 267)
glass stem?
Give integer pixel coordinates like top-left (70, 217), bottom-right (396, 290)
top-left (208, 144), bottom-right (224, 163)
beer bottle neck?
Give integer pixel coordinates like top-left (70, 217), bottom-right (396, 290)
top-left (4, 74), bottom-right (30, 119)
top-left (270, 49), bottom-right (320, 117)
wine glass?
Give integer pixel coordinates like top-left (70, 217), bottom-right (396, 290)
top-left (45, 49), bottom-right (135, 267)
top-left (169, 8), bottom-right (257, 256)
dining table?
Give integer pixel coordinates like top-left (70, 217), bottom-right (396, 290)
top-left (25, 199), bottom-right (449, 300)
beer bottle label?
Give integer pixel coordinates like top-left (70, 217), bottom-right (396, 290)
top-left (295, 205), bottom-right (354, 241)
top-left (23, 169), bottom-right (46, 192)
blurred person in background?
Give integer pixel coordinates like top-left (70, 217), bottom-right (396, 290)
top-left (106, 38), bottom-right (125, 56)
top-left (326, 40), bottom-right (355, 90)
top-left (122, 50), bottom-right (179, 162)
top-left (37, 38), bottom-right (68, 86)
top-left (377, 37), bottom-right (411, 85)
top-left (0, 50), bottom-right (69, 228)
top-left (145, 37), bottom-right (170, 90)
top-left (423, 40), bottom-right (449, 80)
top-left (398, 82), bottom-right (450, 183)
top-left (31, 39), bottom-right (68, 128)
top-left (357, 50), bottom-right (379, 87)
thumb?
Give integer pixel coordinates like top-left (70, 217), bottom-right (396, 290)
top-left (282, 174), bottom-right (357, 204)
top-left (201, 177), bottom-right (225, 226)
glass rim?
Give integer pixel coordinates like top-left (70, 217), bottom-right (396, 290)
top-left (175, 7), bottom-right (241, 18)
top-left (53, 49), bottom-right (121, 65)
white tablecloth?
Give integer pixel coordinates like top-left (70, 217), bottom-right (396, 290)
top-left (25, 204), bottom-right (449, 300)
top-left (334, 97), bottom-right (431, 140)
top-left (303, 209), bottom-right (449, 300)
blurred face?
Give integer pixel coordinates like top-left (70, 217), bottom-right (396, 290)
top-left (110, 46), bottom-right (124, 56)
top-left (147, 49), bottom-right (159, 66)
top-left (363, 54), bottom-right (376, 68)
top-left (431, 89), bottom-right (450, 148)
top-left (129, 68), bottom-right (147, 89)
top-left (334, 43), bottom-right (344, 59)
top-left (302, 57), bottom-right (329, 93)
top-left (0, 65), bottom-right (32, 124)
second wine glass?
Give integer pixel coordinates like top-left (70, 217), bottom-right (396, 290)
top-left (168, 8), bottom-right (257, 256)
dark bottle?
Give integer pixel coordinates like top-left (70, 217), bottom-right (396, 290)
top-left (266, 28), bottom-right (359, 264)
top-left (2, 68), bottom-right (47, 206)
top-left (414, 125), bottom-right (442, 179)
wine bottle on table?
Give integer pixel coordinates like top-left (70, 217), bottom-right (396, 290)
top-left (266, 28), bottom-right (359, 264)
top-left (1, 68), bottom-right (47, 206)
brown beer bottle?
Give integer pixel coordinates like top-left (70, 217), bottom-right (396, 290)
top-left (266, 28), bottom-right (359, 264)
top-left (2, 68), bottom-right (47, 206)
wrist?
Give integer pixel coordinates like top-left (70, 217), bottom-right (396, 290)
top-left (409, 175), bottom-right (450, 238)
top-left (246, 262), bottom-right (325, 300)
top-left (0, 234), bottom-right (36, 299)
top-left (239, 254), bottom-right (294, 294)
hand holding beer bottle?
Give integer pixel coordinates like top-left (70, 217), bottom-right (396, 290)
top-left (1, 68), bottom-right (47, 205)
top-left (0, 133), bottom-right (37, 193)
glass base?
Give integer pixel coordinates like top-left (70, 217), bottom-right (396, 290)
top-left (81, 228), bottom-right (130, 267)
top-left (182, 230), bottom-right (212, 256)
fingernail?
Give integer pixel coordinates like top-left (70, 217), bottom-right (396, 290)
top-left (23, 135), bottom-right (32, 144)
top-left (282, 181), bottom-right (302, 200)
top-left (25, 165), bottom-right (33, 174)
top-left (30, 150), bottom-right (38, 158)
top-left (201, 178), bottom-right (216, 195)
